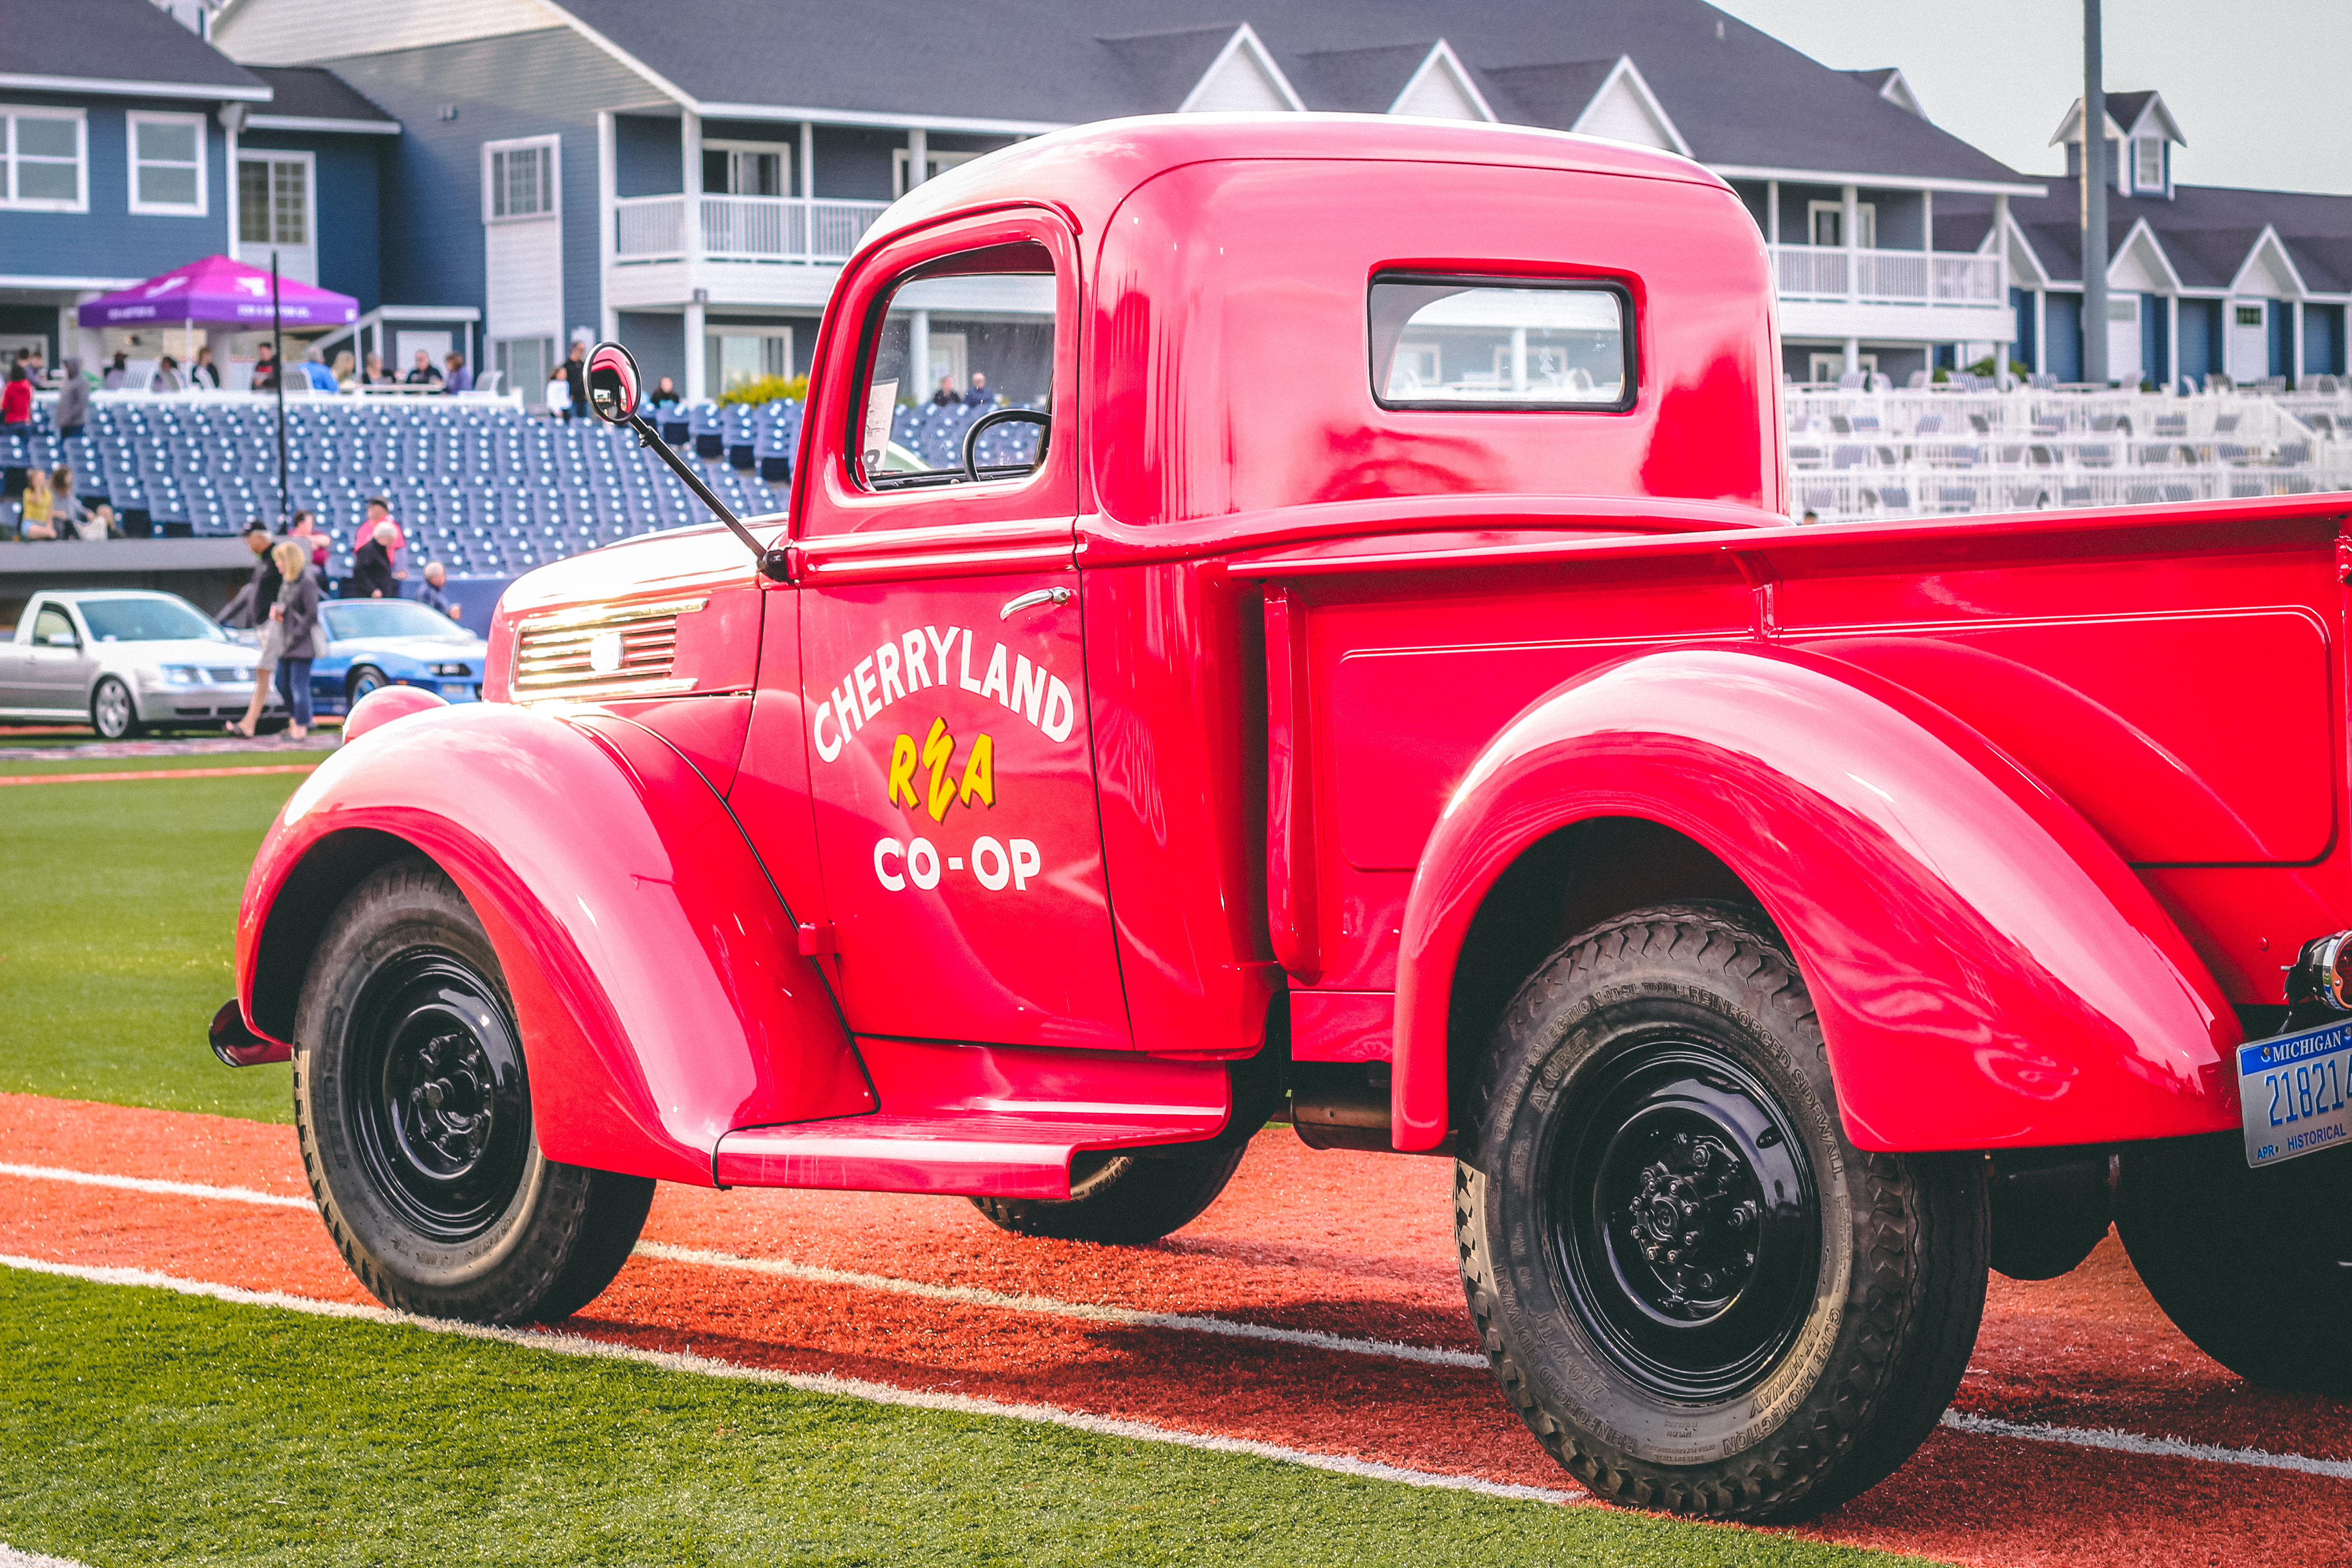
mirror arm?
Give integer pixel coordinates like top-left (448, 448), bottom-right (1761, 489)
top-left (624, 414), bottom-right (792, 583)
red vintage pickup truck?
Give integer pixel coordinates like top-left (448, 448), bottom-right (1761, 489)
top-left (215, 116), bottom-right (2352, 1521)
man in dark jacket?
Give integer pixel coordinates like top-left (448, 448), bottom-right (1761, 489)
top-left (350, 521), bottom-right (399, 598)
top-left (216, 526), bottom-right (281, 627)
top-left (561, 340), bottom-right (588, 422)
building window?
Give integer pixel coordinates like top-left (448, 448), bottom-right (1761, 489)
top-left (2236, 304), bottom-right (2265, 328)
top-left (127, 112), bottom-right (206, 214)
top-left (704, 143), bottom-right (788, 197)
top-left (2135, 138), bottom-right (2164, 192)
top-left (706, 328), bottom-right (793, 399)
top-left (0, 106), bottom-right (86, 211)
top-left (484, 138), bottom-right (558, 221)
top-left (1807, 201), bottom-right (1875, 248)
top-left (495, 336), bottom-right (554, 399)
top-left (238, 156), bottom-right (308, 245)
top-left (892, 147), bottom-right (979, 197)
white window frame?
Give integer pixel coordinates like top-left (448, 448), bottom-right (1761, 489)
top-left (2134, 137), bottom-right (2165, 194)
top-left (0, 104), bottom-right (88, 213)
top-left (1806, 200), bottom-right (1876, 249)
top-left (892, 147), bottom-right (979, 198)
top-left (126, 110), bottom-right (207, 216)
top-left (705, 138), bottom-right (793, 197)
top-left (237, 149), bottom-right (314, 249)
top-left (482, 135), bottom-right (560, 224)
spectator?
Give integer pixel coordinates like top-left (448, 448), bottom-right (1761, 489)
top-left (190, 345), bottom-right (221, 390)
top-left (101, 352), bottom-right (129, 390)
top-left (79, 501), bottom-right (115, 541)
top-left (360, 351), bottom-right (391, 387)
top-left (351, 520), bottom-right (399, 598)
top-left (52, 357), bottom-right (88, 441)
top-left (650, 376), bottom-right (680, 408)
top-left (1800, 509), bottom-right (1819, 526)
top-left (563, 340), bottom-right (588, 422)
top-left (418, 560), bottom-right (458, 620)
top-left (288, 509), bottom-right (329, 573)
top-left (216, 525), bottom-right (280, 628)
top-left (18, 466), bottom-right (54, 538)
top-left (443, 353), bottom-right (473, 395)
top-left (151, 355), bottom-right (183, 393)
top-left (544, 363), bottom-right (573, 419)
top-left (302, 350), bottom-right (337, 392)
top-left (360, 496), bottom-right (407, 579)
top-left (331, 350), bottom-right (357, 390)
top-left (963, 371), bottom-right (999, 408)
top-left (251, 343), bottom-right (279, 391)
top-left (931, 375), bottom-right (959, 407)
top-left (48, 466), bottom-right (83, 539)
top-left (1, 362), bottom-right (31, 426)
top-left (404, 349), bottom-right (444, 388)
top-left (269, 540), bottom-right (324, 742)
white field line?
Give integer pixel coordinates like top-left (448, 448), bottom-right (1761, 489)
top-left (16, 1166), bottom-right (2352, 1485)
top-left (0, 1162), bottom-right (312, 1210)
top-left (0, 1254), bottom-right (1579, 1507)
top-left (1939, 1409), bottom-right (2352, 1480)
top-left (634, 1238), bottom-right (1489, 1368)
top-left (0, 1546), bottom-right (95, 1568)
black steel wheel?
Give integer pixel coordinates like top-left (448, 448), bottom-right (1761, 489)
top-left (294, 858), bottom-right (654, 1323)
top-left (1457, 902), bottom-right (1987, 1522)
top-left (90, 676), bottom-right (139, 740)
top-left (971, 1143), bottom-right (1245, 1244)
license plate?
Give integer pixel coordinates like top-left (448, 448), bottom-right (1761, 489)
top-left (2238, 1021), bottom-right (2352, 1168)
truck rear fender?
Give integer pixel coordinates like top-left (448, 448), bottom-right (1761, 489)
top-left (1394, 645), bottom-right (2240, 1153)
top-left (239, 702), bottom-right (871, 1185)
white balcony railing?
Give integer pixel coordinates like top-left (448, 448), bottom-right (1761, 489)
top-left (1773, 244), bottom-right (2002, 307)
top-left (612, 193), bottom-right (892, 266)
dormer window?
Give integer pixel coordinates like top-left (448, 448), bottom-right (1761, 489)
top-left (2134, 137), bottom-right (2164, 193)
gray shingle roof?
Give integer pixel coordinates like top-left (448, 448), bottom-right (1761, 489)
top-left (545, 0), bottom-right (2034, 186)
top-left (1949, 176), bottom-right (2352, 292)
top-left (246, 64), bottom-right (394, 125)
top-left (0, 0), bottom-right (266, 96)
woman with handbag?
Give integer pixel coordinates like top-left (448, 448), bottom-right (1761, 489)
top-left (269, 540), bottom-right (326, 742)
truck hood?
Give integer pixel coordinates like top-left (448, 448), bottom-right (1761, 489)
top-left (497, 519), bottom-right (784, 620)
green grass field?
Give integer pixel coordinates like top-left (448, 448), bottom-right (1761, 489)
top-left (0, 766), bottom-right (299, 1121)
top-left (0, 1271), bottom-right (1922, 1568)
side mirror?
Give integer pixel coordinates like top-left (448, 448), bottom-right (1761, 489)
top-left (585, 342), bottom-right (641, 425)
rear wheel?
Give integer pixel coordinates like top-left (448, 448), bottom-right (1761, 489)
top-left (971, 1144), bottom-right (1246, 1244)
top-left (294, 858), bottom-right (653, 1323)
top-left (90, 676), bottom-right (139, 740)
top-left (2117, 1132), bottom-right (2352, 1393)
top-left (1457, 903), bottom-right (1988, 1522)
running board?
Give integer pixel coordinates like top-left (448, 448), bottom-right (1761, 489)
top-left (713, 1038), bottom-right (1234, 1199)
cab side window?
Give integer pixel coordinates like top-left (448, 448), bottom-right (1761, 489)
top-left (855, 241), bottom-right (1056, 491)
top-left (33, 607), bottom-right (76, 647)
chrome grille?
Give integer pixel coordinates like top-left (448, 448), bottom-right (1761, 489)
top-left (512, 597), bottom-right (707, 702)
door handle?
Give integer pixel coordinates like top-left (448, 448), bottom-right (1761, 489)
top-left (1000, 587), bottom-right (1073, 620)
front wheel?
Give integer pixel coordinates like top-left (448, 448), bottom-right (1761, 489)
top-left (1457, 903), bottom-right (1987, 1522)
top-left (90, 676), bottom-right (140, 740)
top-left (294, 859), bottom-right (653, 1323)
top-left (347, 665), bottom-right (388, 705)
top-left (2117, 1132), bottom-right (2352, 1393)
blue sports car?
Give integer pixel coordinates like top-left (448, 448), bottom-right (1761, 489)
top-left (309, 598), bottom-right (490, 715)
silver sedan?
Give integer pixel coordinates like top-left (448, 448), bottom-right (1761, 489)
top-left (0, 589), bottom-right (284, 739)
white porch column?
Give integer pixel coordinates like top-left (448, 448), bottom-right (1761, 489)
top-left (681, 111), bottom-right (703, 271)
top-left (906, 127), bottom-right (927, 193)
top-left (684, 297), bottom-right (706, 403)
top-left (1510, 326), bottom-right (1528, 393)
top-left (1843, 335), bottom-right (1860, 375)
top-left (1842, 182), bottom-right (1860, 301)
top-left (221, 107), bottom-right (242, 256)
top-left (596, 111), bottom-right (618, 343)
top-left (1765, 179), bottom-right (1779, 245)
top-left (799, 121), bottom-right (816, 263)
top-left (1994, 194), bottom-right (2010, 290)
top-left (2166, 293), bottom-right (2180, 391)
top-left (910, 309), bottom-right (931, 397)
top-left (1921, 188), bottom-right (1934, 255)
top-left (2292, 300), bottom-right (2306, 389)
top-left (2034, 290), bottom-right (2048, 375)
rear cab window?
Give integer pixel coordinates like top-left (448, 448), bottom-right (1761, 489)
top-left (1369, 274), bottom-right (1635, 411)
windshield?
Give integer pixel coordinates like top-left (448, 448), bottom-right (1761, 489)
top-left (77, 598), bottom-right (225, 643)
top-left (323, 601), bottom-right (473, 642)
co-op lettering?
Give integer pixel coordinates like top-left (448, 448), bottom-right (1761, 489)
top-left (875, 834), bottom-right (1041, 892)
top-left (814, 626), bottom-right (1073, 761)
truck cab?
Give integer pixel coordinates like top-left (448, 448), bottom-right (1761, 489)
top-left (219, 115), bottom-right (2352, 1523)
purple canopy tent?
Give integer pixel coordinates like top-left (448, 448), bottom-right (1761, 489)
top-left (76, 254), bottom-right (357, 333)
top-left (80, 255), bottom-right (358, 528)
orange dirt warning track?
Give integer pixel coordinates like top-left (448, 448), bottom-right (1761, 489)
top-left (3, 1093), bottom-right (2347, 1568)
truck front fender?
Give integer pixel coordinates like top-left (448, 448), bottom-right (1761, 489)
top-left (237, 701), bottom-right (870, 1185)
top-left (1394, 645), bottom-right (2239, 1153)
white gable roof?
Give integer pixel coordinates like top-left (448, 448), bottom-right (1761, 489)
top-left (1568, 56), bottom-right (1690, 157)
top-left (1390, 40), bottom-right (1494, 122)
top-left (1180, 23), bottom-right (1303, 113)
top-left (215, 0), bottom-right (563, 67)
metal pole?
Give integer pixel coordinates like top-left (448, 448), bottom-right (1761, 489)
top-left (2082, 0), bottom-right (2109, 384)
top-left (271, 250), bottom-right (289, 526)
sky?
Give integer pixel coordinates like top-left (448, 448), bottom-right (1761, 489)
top-left (1710, 0), bottom-right (2352, 196)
